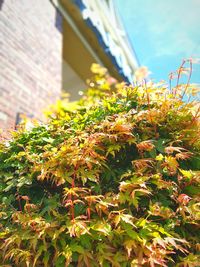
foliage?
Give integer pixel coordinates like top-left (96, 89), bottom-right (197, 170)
top-left (0, 60), bottom-right (200, 266)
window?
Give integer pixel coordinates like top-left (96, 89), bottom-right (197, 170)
top-left (55, 8), bottom-right (63, 33)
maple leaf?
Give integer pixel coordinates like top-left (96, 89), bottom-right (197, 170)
top-left (131, 188), bottom-right (152, 198)
top-left (163, 156), bottom-right (179, 175)
top-left (132, 158), bottom-right (155, 170)
top-left (63, 187), bottom-right (89, 199)
top-left (155, 154), bottom-right (164, 161)
top-left (134, 66), bottom-right (151, 81)
top-left (176, 151), bottom-right (193, 160)
top-left (84, 195), bottom-right (103, 204)
top-left (164, 146), bottom-right (186, 154)
top-left (177, 194), bottom-right (192, 205)
top-left (91, 221), bottom-right (111, 236)
top-left (109, 210), bottom-right (136, 227)
top-left (137, 140), bottom-right (155, 152)
top-left (179, 169), bottom-right (194, 179)
top-left (119, 181), bottom-right (138, 192)
top-left (124, 239), bottom-right (136, 257)
top-left (67, 220), bottom-right (90, 238)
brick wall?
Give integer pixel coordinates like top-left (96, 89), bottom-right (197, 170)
top-left (0, 0), bottom-right (62, 135)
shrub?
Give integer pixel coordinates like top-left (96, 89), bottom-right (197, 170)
top-left (0, 61), bottom-right (200, 266)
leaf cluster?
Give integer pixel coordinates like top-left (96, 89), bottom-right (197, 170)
top-left (0, 62), bottom-right (200, 266)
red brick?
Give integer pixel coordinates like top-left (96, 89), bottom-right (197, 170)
top-left (0, 0), bottom-right (62, 132)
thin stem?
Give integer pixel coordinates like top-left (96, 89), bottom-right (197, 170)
top-left (70, 166), bottom-right (78, 220)
top-left (17, 196), bottom-right (22, 211)
top-left (182, 60), bottom-right (193, 101)
top-left (193, 105), bottom-right (200, 122)
top-left (144, 79), bottom-right (150, 107)
top-left (169, 78), bottom-right (172, 93)
top-left (175, 60), bottom-right (186, 96)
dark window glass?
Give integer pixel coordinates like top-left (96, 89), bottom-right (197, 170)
top-left (55, 8), bottom-right (63, 33)
top-left (0, 0), bottom-right (5, 11)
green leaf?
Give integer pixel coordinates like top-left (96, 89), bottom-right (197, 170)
top-left (126, 228), bottom-right (140, 241)
top-left (155, 139), bottom-right (170, 153)
top-left (55, 255), bottom-right (66, 267)
top-left (42, 137), bottom-right (54, 143)
top-left (91, 222), bottom-right (111, 236)
top-left (70, 244), bottom-right (84, 254)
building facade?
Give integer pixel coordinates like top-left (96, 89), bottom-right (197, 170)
top-left (0, 0), bottom-right (62, 134)
top-left (0, 0), bottom-right (138, 134)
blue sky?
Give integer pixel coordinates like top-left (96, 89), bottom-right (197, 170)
top-left (115, 0), bottom-right (200, 84)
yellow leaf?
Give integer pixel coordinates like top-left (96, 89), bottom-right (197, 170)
top-left (165, 156), bottom-right (179, 170)
top-left (124, 240), bottom-right (136, 257)
top-left (179, 169), bottom-right (193, 179)
top-left (156, 154), bottom-right (164, 161)
top-left (91, 222), bottom-right (111, 236)
top-left (90, 63), bottom-right (107, 76)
